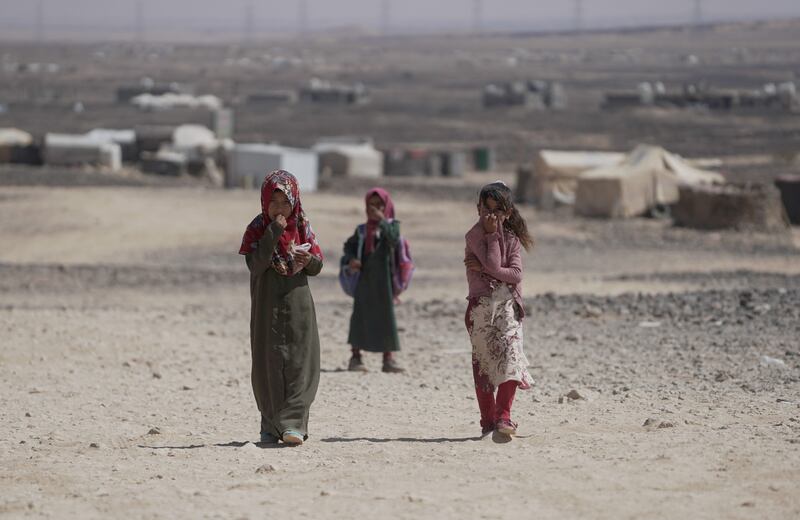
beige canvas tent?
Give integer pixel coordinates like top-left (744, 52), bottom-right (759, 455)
top-left (528, 150), bottom-right (626, 207)
top-left (313, 140), bottom-right (383, 178)
top-left (574, 145), bottom-right (724, 218)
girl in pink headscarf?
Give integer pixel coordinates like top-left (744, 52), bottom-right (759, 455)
top-left (240, 170), bottom-right (323, 446)
top-left (342, 188), bottom-right (410, 373)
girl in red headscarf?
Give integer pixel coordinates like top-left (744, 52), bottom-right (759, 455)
top-left (343, 188), bottom-right (410, 373)
top-left (239, 170), bottom-right (323, 446)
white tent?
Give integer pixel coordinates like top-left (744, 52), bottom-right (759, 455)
top-left (313, 141), bottom-right (383, 178)
top-left (44, 133), bottom-right (122, 171)
top-left (227, 143), bottom-right (318, 192)
top-left (531, 150), bottom-right (626, 207)
top-left (131, 93), bottom-right (222, 112)
top-left (574, 145), bottom-right (724, 218)
top-left (0, 128), bottom-right (33, 147)
top-left (172, 125), bottom-right (218, 156)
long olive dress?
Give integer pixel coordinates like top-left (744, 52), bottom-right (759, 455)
top-left (246, 220), bottom-right (322, 439)
top-left (345, 219), bottom-right (401, 353)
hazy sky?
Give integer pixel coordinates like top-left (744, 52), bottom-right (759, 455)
top-left (2, 0), bottom-right (799, 32)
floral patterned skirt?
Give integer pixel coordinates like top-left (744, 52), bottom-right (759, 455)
top-left (466, 284), bottom-right (533, 392)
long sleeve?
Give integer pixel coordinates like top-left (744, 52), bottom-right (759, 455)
top-left (303, 256), bottom-right (323, 277)
top-left (380, 219), bottom-right (401, 247)
top-left (483, 232), bottom-right (522, 284)
top-left (468, 229), bottom-right (522, 285)
top-left (244, 221), bottom-right (283, 277)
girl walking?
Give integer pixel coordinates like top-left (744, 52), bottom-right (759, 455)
top-left (464, 181), bottom-right (534, 438)
top-left (239, 170), bottom-right (323, 446)
top-left (343, 188), bottom-right (410, 373)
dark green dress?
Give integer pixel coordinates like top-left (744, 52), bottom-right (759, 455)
top-left (345, 219), bottom-right (401, 353)
top-left (246, 221), bottom-right (322, 438)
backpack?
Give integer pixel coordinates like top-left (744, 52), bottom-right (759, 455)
top-left (338, 224), bottom-right (365, 297)
top-left (338, 222), bottom-right (415, 298)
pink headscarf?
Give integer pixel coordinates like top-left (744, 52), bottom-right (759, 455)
top-left (239, 170), bottom-right (323, 276)
top-left (364, 187), bottom-right (395, 255)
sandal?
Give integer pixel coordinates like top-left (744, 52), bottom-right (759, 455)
top-left (348, 356), bottom-right (368, 372)
top-left (282, 430), bottom-right (304, 445)
top-left (259, 432), bottom-right (279, 444)
top-left (382, 358), bottom-right (406, 374)
top-left (495, 419), bottom-right (518, 436)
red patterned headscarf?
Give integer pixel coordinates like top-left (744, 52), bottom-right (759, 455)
top-left (239, 170), bottom-right (323, 276)
top-left (364, 187), bottom-right (395, 255)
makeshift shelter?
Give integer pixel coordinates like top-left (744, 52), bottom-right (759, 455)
top-left (0, 128), bottom-right (37, 164)
top-left (86, 129), bottom-right (138, 162)
top-left (172, 125), bottom-right (218, 158)
top-left (131, 93), bottom-right (222, 112)
top-left (574, 145), bottom-right (723, 218)
top-left (313, 141), bottom-right (383, 178)
top-left (227, 144), bottom-right (318, 192)
top-left (674, 183), bottom-right (789, 231)
top-left (775, 175), bottom-right (800, 225)
top-left (141, 149), bottom-right (187, 177)
top-left (135, 125), bottom-right (175, 154)
top-left (521, 150), bottom-right (625, 207)
top-left (44, 133), bottom-right (122, 171)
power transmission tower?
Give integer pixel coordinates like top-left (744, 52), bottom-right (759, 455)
top-left (243, 1), bottom-right (255, 44)
top-left (380, 0), bottom-right (391, 36)
top-left (35, 0), bottom-right (45, 43)
top-left (693, 0), bottom-right (704, 27)
top-left (574, 0), bottom-right (585, 33)
top-left (135, 0), bottom-right (145, 43)
top-left (298, 0), bottom-right (309, 37)
top-left (472, 0), bottom-right (484, 33)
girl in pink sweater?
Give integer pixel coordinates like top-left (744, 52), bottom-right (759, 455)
top-left (464, 181), bottom-right (534, 438)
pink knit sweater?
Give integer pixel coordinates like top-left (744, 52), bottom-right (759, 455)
top-left (464, 221), bottom-right (525, 318)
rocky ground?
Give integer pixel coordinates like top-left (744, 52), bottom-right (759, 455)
top-left (0, 184), bottom-right (799, 519)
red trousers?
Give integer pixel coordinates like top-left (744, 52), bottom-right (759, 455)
top-left (466, 300), bottom-right (518, 431)
top-left (473, 362), bottom-right (517, 431)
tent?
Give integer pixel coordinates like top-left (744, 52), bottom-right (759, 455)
top-left (526, 150), bottom-right (625, 207)
top-left (227, 143), bottom-right (318, 192)
top-left (313, 140), bottom-right (383, 178)
top-left (574, 145), bottom-right (724, 218)
top-left (0, 128), bottom-right (33, 147)
top-left (0, 128), bottom-right (36, 164)
top-left (86, 129), bottom-right (138, 162)
top-left (44, 133), bottom-right (122, 171)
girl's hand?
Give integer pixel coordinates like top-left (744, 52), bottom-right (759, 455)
top-left (464, 256), bottom-right (483, 272)
top-left (293, 250), bottom-right (312, 269)
top-left (482, 214), bottom-right (498, 234)
top-left (348, 259), bottom-right (362, 272)
top-left (367, 205), bottom-right (385, 222)
top-left (273, 214), bottom-right (288, 230)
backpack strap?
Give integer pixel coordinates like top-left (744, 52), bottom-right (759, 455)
top-left (356, 224), bottom-right (366, 261)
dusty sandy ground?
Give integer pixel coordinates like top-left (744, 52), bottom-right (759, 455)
top-left (1, 184), bottom-right (799, 519)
